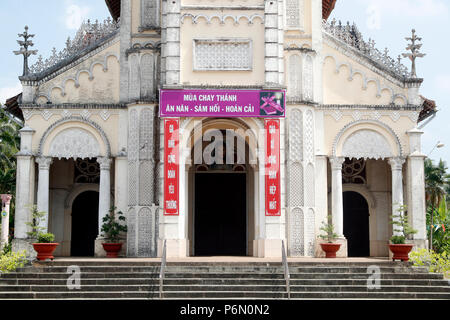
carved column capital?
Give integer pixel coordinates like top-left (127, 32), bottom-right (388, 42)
top-left (35, 156), bottom-right (53, 170)
top-left (329, 156), bottom-right (345, 171)
top-left (97, 157), bottom-right (112, 170)
top-left (388, 157), bottom-right (405, 171)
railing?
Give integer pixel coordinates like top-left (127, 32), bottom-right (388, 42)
top-left (159, 240), bottom-right (167, 299)
top-left (281, 240), bottom-right (291, 300)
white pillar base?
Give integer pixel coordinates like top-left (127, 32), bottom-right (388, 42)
top-left (253, 239), bottom-right (282, 258)
top-left (158, 239), bottom-right (188, 258)
top-left (12, 238), bottom-right (37, 260)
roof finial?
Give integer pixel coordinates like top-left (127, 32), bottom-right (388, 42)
top-left (13, 26), bottom-right (38, 76)
top-left (402, 29), bottom-right (426, 78)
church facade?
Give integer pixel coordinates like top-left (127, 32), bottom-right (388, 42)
top-left (7, 0), bottom-right (435, 258)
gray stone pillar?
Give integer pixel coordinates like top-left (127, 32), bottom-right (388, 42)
top-left (264, 0), bottom-right (279, 85)
top-left (1, 194), bottom-right (12, 250)
top-left (97, 157), bottom-right (112, 236)
top-left (36, 156), bottom-right (53, 232)
top-left (330, 156), bottom-right (344, 237)
top-left (406, 128), bottom-right (427, 248)
top-left (12, 127), bottom-right (36, 256)
top-left (162, 0), bottom-right (180, 85)
top-left (388, 157), bottom-right (405, 236)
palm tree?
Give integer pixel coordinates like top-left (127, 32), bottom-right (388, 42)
top-left (0, 107), bottom-right (20, 194)
top-left (425, 158), bottom-right (450, 250)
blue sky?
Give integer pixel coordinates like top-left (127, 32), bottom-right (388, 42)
top-left (0, 0), bottom-right (448, 164)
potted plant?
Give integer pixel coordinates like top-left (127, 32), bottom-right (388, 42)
top-left (101, 206), bottom-right (127, 258)
top-left (25, 205), bottom-right (59, 261)
top-left (33, 233), bottom-right (59, 261)
top-left (389, 205), bottom-right (418, 262)
top-left (319, 215), bottom-right (341, 258)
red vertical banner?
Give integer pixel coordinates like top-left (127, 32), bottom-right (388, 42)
top-left (265, 119), bottom-right (281, 216)
top-left (164, 118), bottom-right (179, 215)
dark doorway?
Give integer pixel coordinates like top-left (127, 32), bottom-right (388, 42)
top-left (194, 173), bottom-right (247, 256)
top-left (343, 191), bottom-right (370, 257)
top-left (71, 191), bottom-right (99, 256)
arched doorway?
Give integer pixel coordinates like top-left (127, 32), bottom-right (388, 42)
top-left (343, 191), bottom-right (370, 257)
top-left (188, 122), bottom-right (257, 256)
top-left (71, 191), bottom-right (99, 256)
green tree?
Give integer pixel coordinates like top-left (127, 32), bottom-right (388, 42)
top-left (0, 107), bottom-right (21, 243)
top-left (425, 158), bottom-right (450, 251)
top-left (0, 107), bottom-right (20, 194)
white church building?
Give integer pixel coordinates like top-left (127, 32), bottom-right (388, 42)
top-left (6, 0), bottom-right (436, 258)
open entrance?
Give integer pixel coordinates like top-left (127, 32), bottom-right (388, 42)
top-left (343, 191), bottom-right (370, 257)
top-left (71, 191), bottom-right (99, 256)
top-left (194, 172), bottom-right (247, 256)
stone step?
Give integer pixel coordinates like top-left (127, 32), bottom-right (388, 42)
top-left (1, 283), bottom-right (448, 294)
top-left (1, 290), bottom-right (449, 300)
top-left (1, 271), bottom-right (443, 281)
top-left (2, 277), bottom-right (447, 286)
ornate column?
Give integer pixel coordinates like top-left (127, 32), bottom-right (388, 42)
top-left (388, 157), bottom-right (405, 236)
top-left (407, 128), bottom-right (427, 248)
top-left (36, 156), bottom-right (53, 232)
top-left (97, 157), bottom-right (112, 236)
top-left (330, 156), bottom-right (345, 237)
top-left (1, 194), bottom-right (12, 250)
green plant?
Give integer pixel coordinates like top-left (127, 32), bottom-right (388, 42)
top-left (318, 215), bottom-right (339, 243)
top-left (0, 250), bottom-right (27, 273)
top-left (101, 206), bottom-right (127, 243)
top-left (24, 205), bottom-right (47, 239)
top-left (37, 233), bottom-right (55, 243)
top-left (390, 205), bottom-right (417, 244)
top-left (1, 241), bottom-right (12, 255)
top-left (427, 198), bottom-right (450, 254)
top-left (410, 248), bottom-right (450, 278)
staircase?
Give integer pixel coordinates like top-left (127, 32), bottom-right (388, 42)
top-left (0, 260), bottom-right (449, 299)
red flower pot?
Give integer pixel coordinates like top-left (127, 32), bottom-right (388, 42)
top-left (102, 243), bottom-right (122, 258)
top-left (32, 243), bottom-right (59, 261)
top-left (320, 243), bottom-right (341, 258)
top-left (389, 244), bottom-right (414, 262)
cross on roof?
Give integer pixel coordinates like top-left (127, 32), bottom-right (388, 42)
top-left (13, 26), bottom-right (38, 76)
top-left (402, 29), bottom-right (426, 78)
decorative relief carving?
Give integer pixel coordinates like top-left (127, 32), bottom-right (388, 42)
top-left (322, 19), bottom-right (410, 80)
top-left (48, 128), bottom-right (100, 159)
top-left (41, 110), bottom-right (53, 121)
top-left (127, 208), bottom-right (136, 256)
top-left (342, 130), bottom-right (393, 160)
top-left (289, 108), bottom-right (303, 161)
top-left (323, 54), bottom-right (408, 104)
top-left (194, 39), bottom-right (252, 71)
top-left (324, 109), bottom-right (420, 124)
top-left (128, 110), bottom-right (139, 207)
top-left (74, 158), bottom-right (100, 183)
top-left (304, 110), bottom-right (314, 163)
top-left (289, 162), bottom-right (304, 207)
top-left (303, 55), bottom-right (313, 101)
top-left (305, 208), bottom-right (315, 256)
top-left (286, 0), bottom-right (302, 29)
top-left (342, 158), bottom-right (366, 184)
top-left (288, 55), bottom-right (302, 101)
top-left (99, 110), bottom-right (111, 121)
top-left (139, 161), bottom-right (154, 206)
top-left (289, 207), bottom-right (304, 256)
top-left (181, 14), bottom-right (264, 25)
top-left (137, 207), bottom-right (156, 257)
top-left (305, 163), bottom-right (315, 207)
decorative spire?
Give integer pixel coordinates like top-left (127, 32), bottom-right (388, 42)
top-left (13, 26), bottom-right (38, 76)
top-left (402, 29), bottom-right (426, 78)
